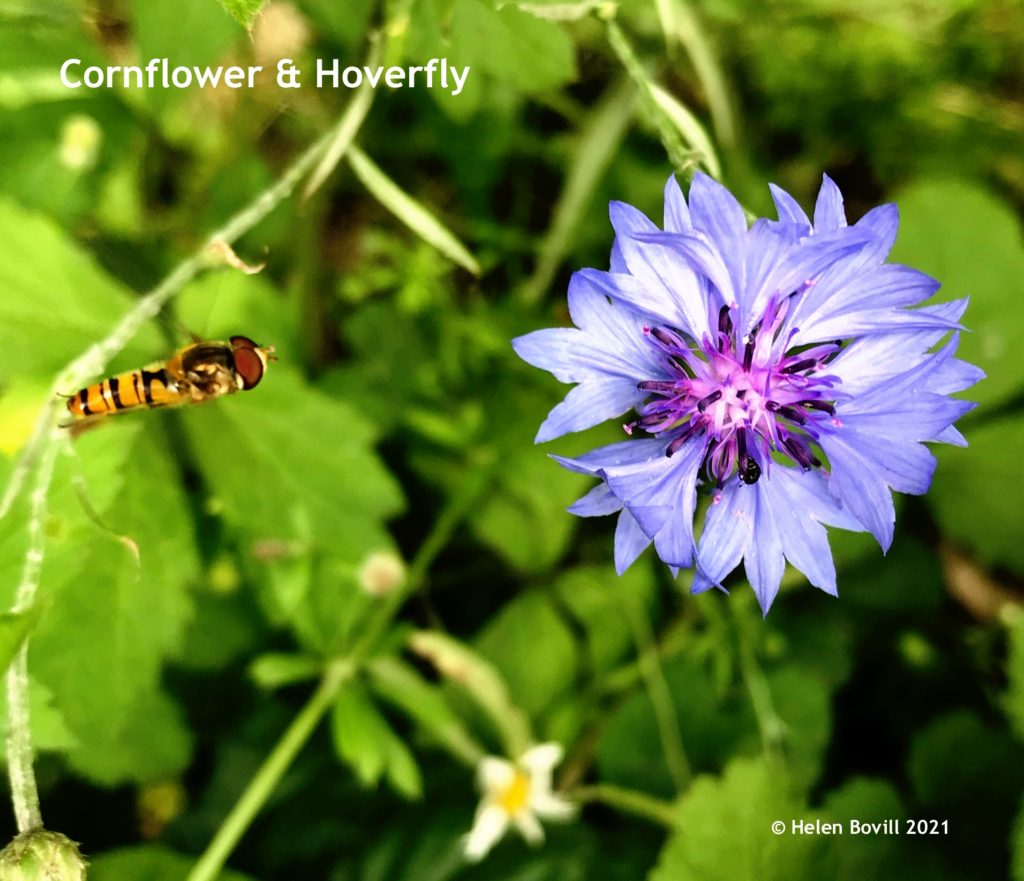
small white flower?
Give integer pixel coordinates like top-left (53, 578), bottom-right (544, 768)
top-left (464, 743), bottom-right (577, 862)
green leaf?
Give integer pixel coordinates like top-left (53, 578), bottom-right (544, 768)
top-left (367, 656), bottom-right (484, 765)
top-left (347, 145), bottom-right (480, 275)
top-left (70, 689), bottom-right (193, 786)
top-left (89, 844), bottom-right (256, 881)
top-left (249, 652), bottom-right (323, 690)
top-left (820, 778), bottom-right (907, 881)
top-left (331, 679), bottom-right (423, 799)
top-left (651, 758), bottom-right (820, 881)
top-left (891, 178), bottom-right (1024, 409)
top-left (185, 365), bottom-right (404, 556)
top-left (0, 678), bottom-right (77, 754)
top-left (553, 563), bottom-right (657, 676)
top-left (0, 604), bottom-right (40, 676)
top-left (475, 590), bottom-right (577, 717)
top-left (299, 0), bottom-right (376, 46)
top-left (766, 666), bottom-right (831, 790)
top-left (216, 0), bottom-right (268, 28)
top-left (172, 589), bottom-right (264, 672)
top-left (469, 384), bottom-right (598, 573)
top-left (928, 415), bottom-right (1024, 573)
top-left (29, 423), bottom-right (197, 783)
top-left (596, 652), bottom-right (749, 798)
top-left (134, 0), bottom-right (238, 72)
top-left (0, 198), bottom-right (163, 381)
top-left (130, 0), bottom-right (242, 131)
top-left (907, 709), bottom-right (1024, 873)
top-left (840, 536), bottom-right (943, 613)
top-left (448, 0), bottom-right (576, 94)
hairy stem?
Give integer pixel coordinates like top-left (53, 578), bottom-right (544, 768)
top-left (185, 661), bottom-right (355, 881)
top-left (4, 436), bottom-right (61, 832)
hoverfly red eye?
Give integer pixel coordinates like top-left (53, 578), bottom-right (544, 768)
top-left (231, 338), bottom-right (265, 390)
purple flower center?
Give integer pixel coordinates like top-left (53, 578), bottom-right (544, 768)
top-left (626, 296), bottom-right (843, 486)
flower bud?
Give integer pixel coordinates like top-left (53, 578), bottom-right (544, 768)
top-left (0, 830), bottom-right (86, 881)
top-left (358, 551), bottom-right (406, 597)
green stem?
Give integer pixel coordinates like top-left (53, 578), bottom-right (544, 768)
top-left (623, 595), bottom-right (692, 791)
top-left (4, 435), bottom-right (61, 833)
top-left (733, 606), bottom-right (786, 763)
top-left (185, 661), bottom-right (354, 881)
top-left (657, 0), bottom-right (738, 150)
top-left (520, 77), bottom-right (636, 306)
top-left (302, 32), bottom-right (384, 200)
top-left (186, 461), bottom-right (493, 878)
top-left (351, 457), bottom-right (496, 661)
top-left (604, 16), bottom-right (695, 173)
top-left (601, 612), bottom-right (690, 696)
top-left (573, 783), bottom-right (677, 829)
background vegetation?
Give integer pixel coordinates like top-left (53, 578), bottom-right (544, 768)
top-left (1, 0), bottom-right (1023, 878)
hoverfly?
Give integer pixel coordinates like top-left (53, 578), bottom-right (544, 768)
top-left (64, 335), bottom-right (275, 425)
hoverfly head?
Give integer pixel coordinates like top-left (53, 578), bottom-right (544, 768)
top-left (230, 335), bottom-right (276, 390)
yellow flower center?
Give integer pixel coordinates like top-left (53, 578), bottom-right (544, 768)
top-left (496, 770), bottom-right (532, 815)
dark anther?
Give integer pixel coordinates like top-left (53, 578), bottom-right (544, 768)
top-left (742, 338), bottom-right (756, 371)
top-left (637, 380), bottom-right (678, 393)
top-left (639, 410), bottom-right (673, 429)
top-left (782, 357), bottom-right (816, 375)
top-left (666, 421), bottom-right (701, 457)
top-left (778, 405), bottom-right (807, 424)
top-left (651, 327), bottom-right (685, 350)
top-left (802, 400), bottom-right (836, 415)
top-left (697, 390), bottom-right (723, 412)
top-left (781, 434), bottom-right (820, 471)
top-left (718, 306), bottom-right (732, 336)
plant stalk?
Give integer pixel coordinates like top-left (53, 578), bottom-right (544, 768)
top-left (185, 662), bottom-right (354, 881)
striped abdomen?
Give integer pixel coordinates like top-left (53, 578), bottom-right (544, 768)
top-left (66, 367), bottom-right (184, 420)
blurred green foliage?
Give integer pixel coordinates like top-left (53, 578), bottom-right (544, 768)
top-left (0, 0), bottom-right (1022, 880)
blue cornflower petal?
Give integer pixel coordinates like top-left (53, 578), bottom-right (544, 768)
top-left (742, 486), bottom-right (787, 614)
top-left (535, 378), bottom-right (642, 443)
top-left (552, 438), bottom-right (666, 475)
top-left (853, 203), bottom-right (898, 257)
top-left (568, 481), bottom-right (623, 517)
top-left (688, 172), bottom-right (749, 290)
top-left (577, 268), bottom-right (700, 340)
top-left (693, 481), bottom-right (752, 591)
top-left (515, 173), bottom-right (981, 611)
top-left (813, 175), bottom-right (847, 232)
top-left (605, 438), bottom-right (706, 567)
top-left (631, 230), bottom-right (734, 317)
top-left (826, 300), bottom-right (970, 395)
top-left (769, 182), bottom-right (811, 229)
top-left (614, 509), bottom-right (653, 575)
top-left (933, 425), bottom-right (968, 447)
top-left (663, 175), bottom-right (692, 233)
top-left (609, 224), bottom-right (712, 340)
